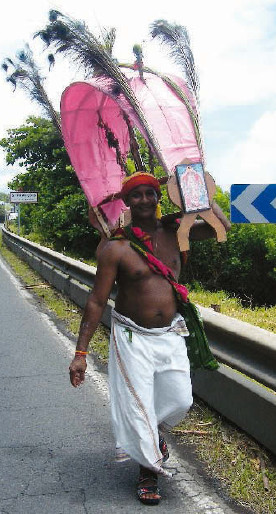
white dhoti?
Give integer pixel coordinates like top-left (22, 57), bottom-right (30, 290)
top-left (108, 309), bottom-right (193, 476)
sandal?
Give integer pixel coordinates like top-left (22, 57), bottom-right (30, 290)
top-left (159, 435), bottom-right (169, 463)
top-left (137, 467), bottom-right (162, 505)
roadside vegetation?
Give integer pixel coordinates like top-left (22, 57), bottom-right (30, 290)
top-left (188, 287), bottom-right (276, 334)
top-left (1, 231), bottom-right (276, 513)
top-left (0, 192), bottom-right (8, 223)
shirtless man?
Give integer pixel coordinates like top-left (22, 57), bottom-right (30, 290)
top-left (69, 172), bottom-right (230, 505)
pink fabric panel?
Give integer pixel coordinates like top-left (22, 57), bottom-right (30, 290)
top-left (61, 81), bottom-right (129, 211)
top-left (167, 74), bottom-right (197, 110)
top-left (126, 72), bottom-right (201, 172)
top-left (100, 199), bottom-right (126, 224)
top-left (60, 72), bottom-right (202, 224)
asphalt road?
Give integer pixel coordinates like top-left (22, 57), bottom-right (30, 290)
top-left (0, 252), bottom-right (248, 514)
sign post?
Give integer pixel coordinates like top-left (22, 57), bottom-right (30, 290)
top-left (18, 204), bottom-right (21, 235)
top-left (10, 192), bottom-right (38, 204)
top-left (9, 191), bottom-right (38, 235)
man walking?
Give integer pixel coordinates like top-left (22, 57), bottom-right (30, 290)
top-left (69, 172), bottom-right (230, 504)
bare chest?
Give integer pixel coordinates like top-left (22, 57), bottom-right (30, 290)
top-left (151, 230), bottom-right (180, 273)
top-left (118, 231), bottom-right (181, 283)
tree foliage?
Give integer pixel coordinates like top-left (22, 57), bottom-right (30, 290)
top-left (183, 189), bottom-right (276, 307)
top-left (0, 205), bottom-right (5, 222)
top-left (0, 193), bottom-right (9, 202)
top-left (0, 193), bottom-right (8, 222)
top-left (0, 117), bottom-right (100, 256)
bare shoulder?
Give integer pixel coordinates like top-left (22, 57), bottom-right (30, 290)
top-left (97, 238), bottom-right (130, 266)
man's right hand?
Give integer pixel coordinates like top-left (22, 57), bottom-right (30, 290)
top-left (69, 356), bottom-right (87, 387)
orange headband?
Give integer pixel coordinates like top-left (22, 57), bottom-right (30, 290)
top-left (121, 172), bottom-right (161, 199)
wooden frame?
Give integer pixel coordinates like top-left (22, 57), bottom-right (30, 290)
top-left (175, 162), bottom-right (210, 213)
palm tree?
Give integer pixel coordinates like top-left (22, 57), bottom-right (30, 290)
top-left (2, 44), bottom-right (61, 136)
top-left (35, 10), bottom-right (169, 174)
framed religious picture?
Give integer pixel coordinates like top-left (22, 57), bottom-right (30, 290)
top-left (175, 162), bottom-right (211, 213)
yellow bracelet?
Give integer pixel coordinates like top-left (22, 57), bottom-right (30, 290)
top-left (75, 350), bottom-right (89, 355)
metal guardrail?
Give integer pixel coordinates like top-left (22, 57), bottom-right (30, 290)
top-left (200, 306), bottom-right (276, 392)
top-left (2, 227), bottom-right (276, 456)
top-left (3, 227), bottom-right (276, 390)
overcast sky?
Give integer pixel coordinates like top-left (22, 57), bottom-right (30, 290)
top-left (0, 0), bottom-right (275, 193)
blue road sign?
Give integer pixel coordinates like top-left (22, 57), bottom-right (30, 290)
top-left (230, 184), bottom-right (276, 223)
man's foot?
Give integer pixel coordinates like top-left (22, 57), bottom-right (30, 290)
top-left (159, 435), bottom-right (169, 463)
top-left (137, 466), bottom-right (162, 505)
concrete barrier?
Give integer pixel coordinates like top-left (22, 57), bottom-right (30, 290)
top-left (192, 365), bottom-right (276, 455)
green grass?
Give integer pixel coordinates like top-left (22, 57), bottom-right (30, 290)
top-left (188, 287), bottom-right (276, 333)
top-left (174, 399), bottom-right (276, 513)
top-left (1, 232), bottom-right (276, 512)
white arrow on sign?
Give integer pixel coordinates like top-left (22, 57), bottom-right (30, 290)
top-left (231, 184), bottom-right (268, 223)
